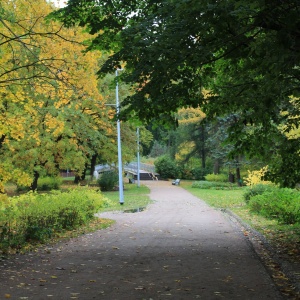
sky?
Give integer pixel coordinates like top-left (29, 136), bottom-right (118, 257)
top-left (50, 0), bottom-right (67, 8)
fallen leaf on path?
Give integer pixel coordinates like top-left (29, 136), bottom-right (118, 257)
top-left (222, 276), bottom-right (233, 282)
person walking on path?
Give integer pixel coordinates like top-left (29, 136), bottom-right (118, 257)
top-left (0, 181), bottom-right (283, 299)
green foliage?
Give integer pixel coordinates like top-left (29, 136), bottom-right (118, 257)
top-left (154, 156), bottom-right (179, 179)
top-left (191, 167), bottom-right (210, 180)
top-left (17, 176), bottom-right (62, 192)
top-left (243, 183), bottom-right (276, 203)
top-left (192, 181), bottom-right (239, 190)
top-left (50, 0), bottom-right (300, 188)
top-left (248, 188), bottom-right (300, 224)
top-left (0, 188), bottom-right (111, 252)
top-left (97, 171), bottom-right (119, 191)
top-left (149, 140), bottom-right (168, 157)
top-left (205, 173), bottom-right (228, 182)
top-left (37, 176), bottom-right (62, 191)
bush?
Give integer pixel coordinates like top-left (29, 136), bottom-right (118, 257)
top-left (192, 181), bottom-right (239, 190)
top-left (17, 176), bottom-right (62, 192)
top-left (205, 173), bottom-right (228, 182)
top-left (0, 188), bottom-right (111, 252)
top-left (243, 183), bottom-right (276, 203)
top-left (38, 176), bottom-right (62, 191)
top-left (191, 167), bottom-right (210, 180)
top-left (98, 171), bottom-right (119, 191)
top-left (248, 188), bottom-right (300, 224)
top-left (154, 156), bottom-right (179, 179)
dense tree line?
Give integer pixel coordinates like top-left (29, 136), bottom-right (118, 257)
top-left (0, 0), bottom-right (141, 191)
top-left (51, 0), bottom-right (300, 187)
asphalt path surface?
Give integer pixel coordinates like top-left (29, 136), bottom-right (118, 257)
top-left (0, 181), bottom-right (284, 299)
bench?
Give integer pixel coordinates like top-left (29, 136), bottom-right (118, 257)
top-left (172, 179), bottom-right (181, 186)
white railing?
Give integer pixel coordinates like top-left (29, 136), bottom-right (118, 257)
top-left (95, 162), bottom-right (156, 174)
top-left (125, 162), bottom-right (156, 173)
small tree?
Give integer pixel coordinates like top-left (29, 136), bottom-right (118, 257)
top-left (97, 171), bottom-right (119, 191)
top-left (154, 156), bottom-right (179, 179)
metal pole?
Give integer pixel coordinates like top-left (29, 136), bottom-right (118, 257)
top-left (137, 127), bottom-right (140, 187)
top-left (116, 69), bottom-right (124, 204)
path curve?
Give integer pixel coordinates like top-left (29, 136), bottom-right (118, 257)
top-left (0, 181), bottom-right (283, 299)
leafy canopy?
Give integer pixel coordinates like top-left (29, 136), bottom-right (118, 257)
top-left (50, 0), bottom-right (300, 186)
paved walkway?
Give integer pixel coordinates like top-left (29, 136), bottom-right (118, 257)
top-left (0, 181), bottom-right (283, 299)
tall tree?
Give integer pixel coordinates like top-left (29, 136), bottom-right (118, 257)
top-left (0, 0), bottom-right (121, 191)
top-left (51, 0), bottom-right (300, 186)
top-left (175, 107), bottom-right (207, 169)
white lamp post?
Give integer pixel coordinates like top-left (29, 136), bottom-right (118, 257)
top-left (116, 69), bottom-right (124, 204)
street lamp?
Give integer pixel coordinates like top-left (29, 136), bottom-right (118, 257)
top-left (116, 68), bottom-right (124, 204)
top-left (137, 127), bottom-right (140, 187)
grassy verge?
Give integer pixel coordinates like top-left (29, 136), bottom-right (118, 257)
top-left (60, 179), bottom-right (153, 211)
top-left (181, 180), bottom-right (300, 266)
top-left (102, 183), bottom-right (152, 211)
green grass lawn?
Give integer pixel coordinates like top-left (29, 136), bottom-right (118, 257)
top-left (102, 183), bottom-right (153, 212)
top-left (184, 186), bottom-right (246, 208)
top-left (60, 178), bottom-right (153, 212)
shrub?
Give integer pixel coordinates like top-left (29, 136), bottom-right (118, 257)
top-left (248, 188), bottom-right (300, 224)
top-left (205, 173), bottom-right (228, 182)
top-left (17, 176), bottom-right (62, 192)
top-left (244, 166), bottom-right (270, 187)
top-left (0, 188), bottom-right (111, 252)
top-left (191, 167), bottom-right (210, 180)
top-left (154, 156), bottom-right (179, 179)
top-left (243, 183), bottom-right (276, 203)
top-left (98, 171), bottom-right (119, 191)
top-left (192, 181), bottom-right (239, 190)
top-left (38, 176), bottom-right (62, 191)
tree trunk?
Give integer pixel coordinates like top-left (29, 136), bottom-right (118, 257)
top-left (90, 154), bottom-right (98, 180)
top-left (236, 166), bottom-right (242, 187)
top-left (74, 175), bottom-right (81, 184)
top-left (213, 160), bottom-right (220, 174)
top-left (30, 170), bottom-right (40, 191)
top-left (73, 163), bottom-right (88, 184)
top-left (200, 124), bottom-right (206, 169)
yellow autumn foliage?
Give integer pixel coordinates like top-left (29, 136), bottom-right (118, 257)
top-left (279, 96), bottom-right (300, 140)
top-left (177, 107), bottom-right (206, 125)
top-left (0, 0), bottom-right (117, 191)
top-left (175, 141), bottom-right (196, 162)
top-left (244, 166), bottom-right (271, 188)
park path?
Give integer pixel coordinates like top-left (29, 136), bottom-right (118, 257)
top-left (0, 181), bottom-right (283, 300)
